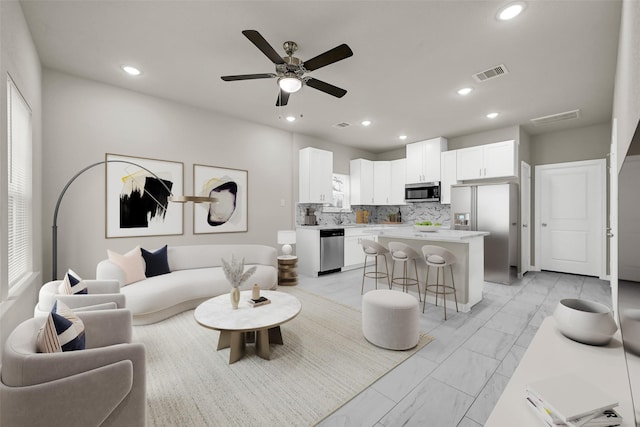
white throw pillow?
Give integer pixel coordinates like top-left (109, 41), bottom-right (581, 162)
top-left (107, 246), bottom-right (146, 285)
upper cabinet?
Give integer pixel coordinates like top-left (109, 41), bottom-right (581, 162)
top-left (299, 147), bottom-right (333, 203)
top-left (456, 140), bottom-right (518, 181)
top-left (350, 158), bottom-right (406, 206)
top-left (350, 158), bottom-right (374, 205)
top-left (440, 150), bottom-right (457, 204)
top-left (406, 137), bottom-right (448, 184)
top-left (390, 159), bottom-right (407, 205)
top-left (373, 161), bottom-right (391, 205)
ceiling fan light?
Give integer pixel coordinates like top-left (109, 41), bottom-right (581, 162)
top-left (278, 76), bottom-right (302, 93)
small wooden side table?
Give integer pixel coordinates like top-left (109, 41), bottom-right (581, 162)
top-left (278, 256), bottom-right (298, 286)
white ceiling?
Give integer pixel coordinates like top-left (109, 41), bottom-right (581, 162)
top-left (20, 0), bottom-right (622, 153)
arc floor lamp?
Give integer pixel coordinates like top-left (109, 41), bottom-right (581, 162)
top-left (52, 159), bottom-right (216, 280)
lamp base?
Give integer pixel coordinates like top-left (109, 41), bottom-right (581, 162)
top-left (282, 244), bottom-right (292, 257)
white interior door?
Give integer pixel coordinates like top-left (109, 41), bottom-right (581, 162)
top-left (520, 161), bottom-right (531, 276)
top-left (535, 159), bottom-right (606, 277)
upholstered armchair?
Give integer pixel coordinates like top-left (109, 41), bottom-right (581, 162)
top-left (0, 309), bottom-right (146, 427)
top-left (34, 279), bottom-right (125, 318)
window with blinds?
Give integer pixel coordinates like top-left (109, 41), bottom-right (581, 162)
top-left (7, 77), bottom-right (33, 288)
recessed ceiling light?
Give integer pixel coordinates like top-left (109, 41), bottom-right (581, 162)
top-left (361, 120), bottom-right (372, 127)
top-left (285, 115), bottom-right (296, 122)
top-left (399, 135), bottom-right (408, 140)
top-left (121, 65), bottom-right (141, 76)
top-left (486, 112), bottom-right (499, 119)
top-left (497, 2), bottom-right (525, 21)
top-left (457, 87), bottom-right (473, 96)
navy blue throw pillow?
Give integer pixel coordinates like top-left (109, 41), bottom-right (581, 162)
top-left (141, 245), bottom-right (171, 277)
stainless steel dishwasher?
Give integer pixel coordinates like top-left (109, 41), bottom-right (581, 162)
top-left (319, 228), bottom-right (344, 275)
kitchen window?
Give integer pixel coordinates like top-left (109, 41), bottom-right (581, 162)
top-left (325, 173), bottom-right (351, 212)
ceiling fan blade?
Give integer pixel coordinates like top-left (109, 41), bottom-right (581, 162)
top-left (303, 44), bottom-right (353, 71)
top-left (221, 73), bottom-right (276, 81)
top-left (305, 78), bottom-right (347, 98)
top-left (242, 30), bottom-right (286, 65)
top-left (276, 89), bottom-right (290, 107)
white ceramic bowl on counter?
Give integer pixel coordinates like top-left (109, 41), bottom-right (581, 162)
top-left (414, 225), bottom-right (440, 232)
top-left (553, 298), bottom-right (618, 346)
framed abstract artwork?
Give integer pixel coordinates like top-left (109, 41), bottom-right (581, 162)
top-left (105, 153), bottom-right (184, 238)
top-left (193, 164), bottom-right (248, 234)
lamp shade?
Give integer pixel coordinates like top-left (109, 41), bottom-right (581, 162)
top-left (278, 76), bottom-right (302, 93)
top-left (278, 230), bottom-right (296, 245)
top-left (277, 230), bottom-right (296, 257)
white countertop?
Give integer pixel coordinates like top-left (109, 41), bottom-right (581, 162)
top-left (297, 224), bottom-right (406, 230)
top-left (486, 317), bottom-right (637, 426)
top-left (366, 226), bottom-right (489, 242)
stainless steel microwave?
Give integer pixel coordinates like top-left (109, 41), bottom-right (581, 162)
top-left (404, 182), bottom-right (440, 202)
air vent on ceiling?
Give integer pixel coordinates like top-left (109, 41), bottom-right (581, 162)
top-left (472, 64), bottom-right (509, 82)
top-left (333, 122), bottom-right (351, 128)
top-left (530, 109), bottom-right (581, 126)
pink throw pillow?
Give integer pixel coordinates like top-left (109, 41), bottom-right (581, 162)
top-left (107, 246), bottom-right (146, 285)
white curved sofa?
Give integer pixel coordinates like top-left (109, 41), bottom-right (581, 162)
top-left (97, 244), bottom-right (278, 325)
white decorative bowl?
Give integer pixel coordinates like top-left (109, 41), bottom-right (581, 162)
top-left (620, 309), bottom-right (640, 356)
top-left (414, 225), bottom-right (439, 232)
top-left (553, 299), bottom-right (618, 346)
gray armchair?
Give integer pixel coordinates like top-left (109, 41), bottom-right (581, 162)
top-left (34, 279), bottom-right (125, 318)
top-left (1, 309), bottom-right (146, 427)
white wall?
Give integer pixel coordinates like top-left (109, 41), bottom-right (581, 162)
top-left (0, 0), bottom-right (42, 352)
top-left (613, 0), bottom-right (640, 170)
top-left (619, 155), bottom-right (640, 281)
top-left (42, 70), bottom-right (295, 280)
top-left (530, 123), bottom-right (611, 166)
top-left (447, 125), bottom-right (520, 151)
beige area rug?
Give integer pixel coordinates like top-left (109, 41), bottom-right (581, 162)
top-left (132, 287), bottom-right (434, 426)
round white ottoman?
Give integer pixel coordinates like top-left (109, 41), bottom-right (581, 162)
top-left (362, 289), bottom-right (419, 350)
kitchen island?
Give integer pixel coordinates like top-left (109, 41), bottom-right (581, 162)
top-left (366, 227), bottom-right (488, 312)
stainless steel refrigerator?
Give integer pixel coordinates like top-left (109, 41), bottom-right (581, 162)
top-left (451, 182), bottom-right (519, 284)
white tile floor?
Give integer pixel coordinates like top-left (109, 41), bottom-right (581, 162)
top-left (297, 267), bottom-right (612, 427)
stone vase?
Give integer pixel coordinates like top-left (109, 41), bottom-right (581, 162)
top-left (230, 287), bottom-right (240, 309)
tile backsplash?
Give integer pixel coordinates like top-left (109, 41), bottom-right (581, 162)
top-left (296, 203), bottom-right (451, 227)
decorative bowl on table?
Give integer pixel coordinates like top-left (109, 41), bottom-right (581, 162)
top-left (553, 298), bottom-right (618, 346)
top-left (414, 223), bottom-right (440, 232)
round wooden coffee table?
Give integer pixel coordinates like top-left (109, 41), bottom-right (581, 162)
top-left (194, 290), bottom-right (301, 364)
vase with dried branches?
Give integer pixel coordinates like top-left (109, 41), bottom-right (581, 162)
top-left (221, 255), bottom-right (257, 309)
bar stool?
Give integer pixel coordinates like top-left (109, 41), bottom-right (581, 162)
top-left (388, 242), bottom-right (422, 302)
top-left (421, 245), bottom-right (458, 320)
top-left (360, 239), bottom-right (391, 294)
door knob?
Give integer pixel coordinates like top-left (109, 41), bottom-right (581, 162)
top-left (542, 223), bottom-right (548, 227)
top-left (522, 224), bottom-right (528, 228)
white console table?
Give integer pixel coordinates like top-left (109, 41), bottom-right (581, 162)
top-left (487, 316), bottom-right (638, 426)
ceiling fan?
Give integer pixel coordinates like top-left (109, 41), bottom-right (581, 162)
top-left (221, 30), bottom-right (353, 107)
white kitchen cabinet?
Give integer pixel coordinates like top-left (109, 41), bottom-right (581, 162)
top-left (350, 159), bottom-right (374, 205)
top-left (456, 140), bottom-right (518, 181)
top-left (390, 159), bottom-right (407, 205)
top-left (296, 228), bottom-right (320, 276)
top-left (406, 137), bottom-right (448, 184)
top-left (343, 227), bottom-right (379, 270)
top-left (299, 147), bottom-right (333, 203)
top-left (440, 150), bottom-right (457, 204)
top-left (373, 161), bottom-right (391, 205)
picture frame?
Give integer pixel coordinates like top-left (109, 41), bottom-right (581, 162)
top-left (193, 164), bottom-right (248, 234)
top-left (105, 153), bottom-right (184, 238)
